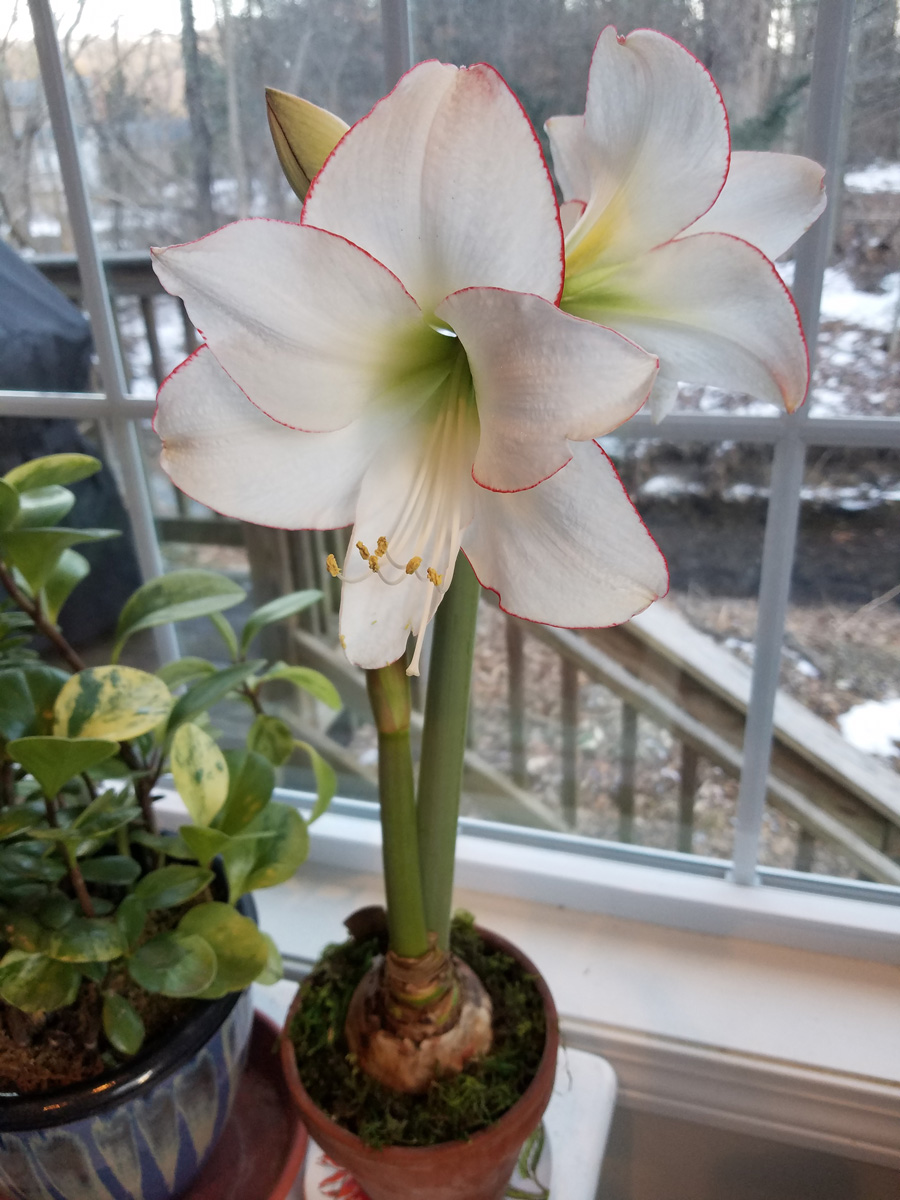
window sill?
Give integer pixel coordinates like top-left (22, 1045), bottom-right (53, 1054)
top-left (156, 793), bottom-right (900, 1168)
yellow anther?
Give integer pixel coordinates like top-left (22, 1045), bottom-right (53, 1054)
top-left (426, 567), bottom-right (443, 587)
top-left (376, 536), bottom-right (388, 557)
top-left (326, 554), bottom-right (340, 578)
top-left (405, 556), bottom-right (422, 575)
top-left (368, 554), bottom-right (381, 573)
top-left (356, 540), bottom-right (370, 560)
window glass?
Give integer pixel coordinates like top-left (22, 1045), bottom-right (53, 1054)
top-left (757, 447), bottom-right (900, 881)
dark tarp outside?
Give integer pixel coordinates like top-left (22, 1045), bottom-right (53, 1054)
top-left (0, 239), bottom-right (141, 646)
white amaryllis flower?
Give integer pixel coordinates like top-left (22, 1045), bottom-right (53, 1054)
top-left (153, 61), bottom-right (668, 673)
top-left (547, 27), bottom-right (827, 422)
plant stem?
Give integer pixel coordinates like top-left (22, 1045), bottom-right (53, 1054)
top-left (366, 659), bottom-right (429, 959)
top-left (0, 561), bottom-right (86, 672)
top-left (416, 553), bottom-right (480, 949)
top-left (64, 843), bottom-right (96, 918)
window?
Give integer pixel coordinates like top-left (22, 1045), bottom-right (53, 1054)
top-left (3, 0), bottom-right (899, 941)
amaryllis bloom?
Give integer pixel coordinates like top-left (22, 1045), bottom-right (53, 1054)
top-left (547, 28), bottom-right (827, 421)
top-left (153, 61), bottom-right (668, 672)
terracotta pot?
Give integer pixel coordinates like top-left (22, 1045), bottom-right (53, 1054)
top-left (281, 927), bottom-right (559, 1200)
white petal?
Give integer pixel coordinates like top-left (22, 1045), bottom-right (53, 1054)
top-left (339, 395), bottom-right (478, 671)
top-left (152, 220), bottom-right (430, 431)
top-left (463, 441), bottom-right (668, 627)
top-left (565, 27), bottom-right (730, 272)
top-left (303, 61), bottom-right (563, 313)
top-left (154, 345), bottom-right (377, 528)
top-left (545, 115), bottom-right (592, 203)
top-left (559, 200), bottom-right (586, 239)
top-left (565, 233), bottom-right (809, 413)
top-left (686, 151), bottom-right (826, 260)
top-left (648, 377), bottom-right (681, 424)
top-left (436, 287), bottom-right (656, 492)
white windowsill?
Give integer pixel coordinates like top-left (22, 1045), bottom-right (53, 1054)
top-left (155, 793), bottom-right (900, 1168)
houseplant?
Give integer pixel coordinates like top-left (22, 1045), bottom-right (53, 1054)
top-left (150, 26), bottom-right (824, 1200)
top-left (0, 451), bottom-right (338, 1200)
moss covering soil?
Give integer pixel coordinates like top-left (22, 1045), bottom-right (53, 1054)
top-left (288, 913), bottom-right (548, 1148)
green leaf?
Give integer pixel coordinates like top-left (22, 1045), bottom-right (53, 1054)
top-left (265, 88), bottom-right (348, 202)
top-left (178, 902), bottom-right (269, 998)
top-left (0, 480), bottom-right (20, 531)
top-left (166, 661), bottom-right (265, 732)
top-left (79, 855), bottom-right (141, 885)
top-left (0, 951), bottom-right (80, 1012)
top-left (0, 665), bottom-right (68, 740)
top-left (8, 735), bottom-right (119, 798)
top-left (4, 453), bottom-right (101, 492)
top-left (129, 830), bottom-right (194, 860)
top-left (258, 663), bottom-right (341, 710)
top-left (0, 528), bottom-right (119, 595)
top-left (128, 932), bottom-right (217, 997)
top-left (239, 589), bottom-right (322, 654)
top-left (246, 714), bottom-right (294, 766)
top-left (237, 802), bottom-right (309, 895)
top-left (42, 550), bottom-right (90, 623)
top-left (255, 931), bottom-right (283, 987)
top-left (1, 912), bottom-right (47, 953)
top-left (215, 750), bottom-right (275, 835)
top-left (209, 611), bottom-right (240, 661)
top-left (46, 917), bottom-right (127, 963)
top-left (133, 864), bottom-right (214, 910)
top-left (14, 485), bottom-right (76, 529)
top-left (37, 893), bottom-right (77, 930)
top-left (170, 723), bottom-right (229, 826)
top-left (116, 894), bottom-right (147, 950)
top-left (103, 991), bottom-right (145, 1056)
top-left (54, 665), bottom-right (173, 740)
top-left (156, 656), bottom-right (217, 690)
top-left (113, 570), bottom-right (246, 662)
top-left (79, 960), bottom-right (108, 984)
top-left (0, 846), bottom-right (65, 884)
top-left (178, 824), bottom-right (231, 868)
top-left (0, 807), bottom-right (42, 840)
top-left (295, 739), bottom-right (337, 822)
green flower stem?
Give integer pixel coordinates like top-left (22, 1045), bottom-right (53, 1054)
top-left (366, 660), bottom-right (430, 959)
top-left (416, 553), bottom-right (480, 949)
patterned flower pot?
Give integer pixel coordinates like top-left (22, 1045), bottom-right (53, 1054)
top-left (0, 901), bottom-right (256, 1200)
top-left (281, 927), bottom-right (559, 1200)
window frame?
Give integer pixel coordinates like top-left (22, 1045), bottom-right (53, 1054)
top-left (11, 0), bottom-right (900, 934)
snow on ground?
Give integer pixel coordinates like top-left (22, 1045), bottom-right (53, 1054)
top-left (838, 697), bottom-right (900, 758)
top-left (844, 162), bottom-right (900, 193)
top-left (819, 267), bottom-right (899, 334)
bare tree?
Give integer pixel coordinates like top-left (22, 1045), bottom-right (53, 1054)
top-left (180, 0), bottom-right (215, 233)
top-left (0, 2), bottom-right (45, 247)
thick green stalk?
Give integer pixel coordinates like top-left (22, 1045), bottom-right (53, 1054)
top-left (367, 660), bottom-right (430, 958)
top-left (416, 554), bottom-right (480, 949)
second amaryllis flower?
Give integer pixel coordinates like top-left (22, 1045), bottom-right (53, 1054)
top-left (547, 27), bottom-right (827, 421)
top-left (152, 60), bottom-right (667, 673)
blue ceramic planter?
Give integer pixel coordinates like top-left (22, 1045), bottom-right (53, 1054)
top-left (0, 988), bottom-right (253, 1200)
top-left (0, 897), bottom-right (257, 1200)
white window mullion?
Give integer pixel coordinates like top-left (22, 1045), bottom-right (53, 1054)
top-left (27, 0), bottom-right (178, 664)
top-left (731, 0), bottom-right (858, 886)
top-left (380, 0), bottom-right (413, 87)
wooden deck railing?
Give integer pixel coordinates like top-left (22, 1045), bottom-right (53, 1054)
top-left (30, 251), bottom-right (900, 882)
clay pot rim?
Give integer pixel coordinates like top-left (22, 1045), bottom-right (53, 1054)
top-left (0, 893), bottom-right (257, 1130)
top-left (280, 923), bottom-right (559, 1162)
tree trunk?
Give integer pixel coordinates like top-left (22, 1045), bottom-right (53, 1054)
top-left (180, 0), bottom-right (215, 233)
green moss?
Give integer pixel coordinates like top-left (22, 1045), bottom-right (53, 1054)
top-left (288, 913), bottom-right (548, 1148)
